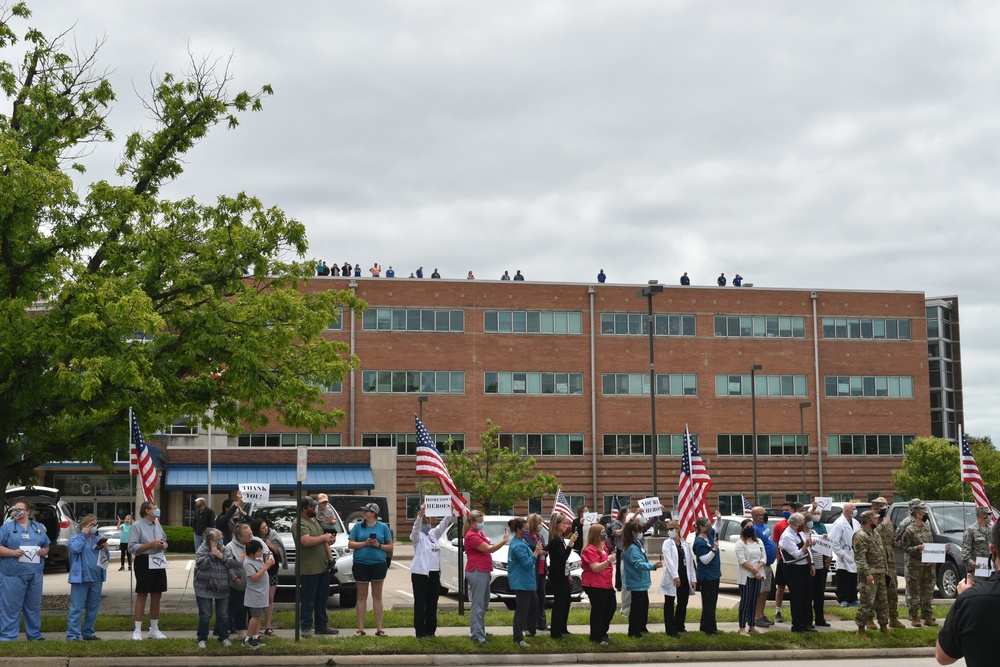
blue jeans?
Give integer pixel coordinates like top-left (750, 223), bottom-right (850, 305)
top-left (300, 570), bottom-right (330, 631)
top-left (466, 570), bottom-right (491, 641)
top-left (67, 580), bottom-right (103, 640)
top-left (0, 572), bottom-right (44, 641)
top-left (194, 534), bottom-right (205, 553)
top-left (197, 595), bottom-right (230, 642)
top-left (228, 587), bottom-right (247, 633)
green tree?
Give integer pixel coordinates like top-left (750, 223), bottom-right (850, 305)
top-left (444, 420), bottom-right (558, 514)
top-left (893, 435), bottom-right (999, 505)
top-left (0, 2), bottom-right (363, 493)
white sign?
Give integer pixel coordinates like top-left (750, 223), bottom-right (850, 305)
top-left (811, 534), bottom-right (833, 557)
top-left (148, 553), bottom-right (169, 570)
top-left (584, 512), bottom-right (600, 526)
top-left (424, 495), bottom-right (452, 518)
top-left (19, 546), bottom-right (40, 564)
top-left (921, 543), bottom-right (946, 564)
top-left (814, 497), bottom-right (833, 512)
top-left (239, 483), bottom-right (271, 504)
top-left (638, 496), bottom-right (663, 518)
top-left (975, 557), bottom-right (993, 577)
top-left (296, 446), bottom-right (308, 483)
top-left (97, 549), bottom-right (111, 570)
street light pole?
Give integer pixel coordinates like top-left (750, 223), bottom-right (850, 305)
top-left (417, 395), bottom-right (428, 421)
top-left (750, 364), bottom-right (763, 504)
top-left (636, 281), bottom-right (664, 500)
top-left (799, 401), bottom-right (811, 498)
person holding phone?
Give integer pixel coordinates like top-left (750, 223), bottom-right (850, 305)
top-left (463, 511), bottom-right (508, 644)
top-left (348, 502), bottom-right (393, 636)
top-left (66, 514), bottom-right (108, 641)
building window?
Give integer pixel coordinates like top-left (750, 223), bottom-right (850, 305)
top-left (718, 494), bottom-right (749, 517)
top-left (826, 434), bottom-right (914, 456)
top-left (361, 370), bottom-right (465, 394)
top-left (484, 372), bottom-right (584, 395)
top-left (362, 433), bottom-right (464, 456)
top-left (167, 417), bottom-right (199, 435)
top-left (603, 495), bottom-right (633, 515)
top-left (602, 433), bottom-right (693, 456)
top-left (715, 374), bottom-right (808, 397)
top-left (714, 315), bottom-right (806, 338)
top-left (361, 308), bottom-right (464, 332)
top-left (717, 434), bottom-right (808, 456)
top-left (327, 309), bottom-right (343, 330)
top-left (821, 317), bottom-right (911, 340)
top-left (500, 433), bottom-right (584, 456)
top-left (600, 313), bottom-right (696, 337)
top-left (315, 381), bottom-right (342, 393)
top-left (483, 310), bottom-right (583, 335)
top-left (601, 373), bottom-right (698, 396)
top-left (405, 496), bottom-right (421, 520)
top-left (238, 433), bottom-right (342, 447)
top-left (823, 376), bottom-right (914, 398)
top-left (830, 493), bottom-right (855, 503)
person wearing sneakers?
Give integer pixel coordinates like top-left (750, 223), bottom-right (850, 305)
top-left (128, 501), bottom-right (169, 640)
top-left (901, 504), bottom-right (940, 628)
top-left (193, 528), bottom-right (231, 648)
top-left (241, 539), bottom-right (271, 650)
top-left (348, 502), bottom-right (394, 637)
top-left (66, 514), bottom-right (108, 642)
top-left (872, 497), bottom-right (907, 630)
top-left (853, 510), bottom-right (890, 638)
top-left (293, 496), bottom-right (338, 638)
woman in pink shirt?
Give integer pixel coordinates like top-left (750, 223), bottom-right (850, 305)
top-left (581, 524), bottom-right (616, 645)
top-left (463, 511), bottom-right (508, 644)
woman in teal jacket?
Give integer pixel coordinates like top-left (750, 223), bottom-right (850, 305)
top-left (508, 517), bottom-right (544, 646)
top-left (622, 521), bottom-right (662, 638)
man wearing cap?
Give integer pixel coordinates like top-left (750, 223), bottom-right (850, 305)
top-left (348, 502), bottom-right (393, 636)
top-left (829, 502), bottom-right (860, 607)
top-left (316, 494), bottom-right (337, 536)
top-left (936, 522), bottom-right (1000, 667)
top-left (192, 498), bottom-right (215, 553)
top-left (962, 507), bottom-right (992, 575)
top-left (894, 498), bottom-right (923, 609)
top-left (294, 496), bottom-right (338, 638)
top-left (901, 504), bottom-right (939, 627)
top-left (871, 497), bottom-right (906, 629)
top-left (853, 510), bottom-right (890, 638)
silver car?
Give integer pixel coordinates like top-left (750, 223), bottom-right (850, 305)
top-left (4, 486), bottom-right (78, 571)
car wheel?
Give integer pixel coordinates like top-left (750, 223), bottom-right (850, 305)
top-left (339, 589), bottom-right (357, 608)
top-left (937, 561), bottom-right (960, 599)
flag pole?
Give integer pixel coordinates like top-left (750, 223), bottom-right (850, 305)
top-left (128, 407), bottom-right (135, 610)
top-left (959, 424), bottom-right (968, 532)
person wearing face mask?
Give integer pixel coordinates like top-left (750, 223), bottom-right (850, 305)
top-left (871, 497), bottom-right (906, 630)
top-left (692, 515), bottom-right (722, 635)
top-left (128, 501), bottom-right (169, 640)
top-left (829, 502), bottom-right (860, 607)
top-left (901, 504), bottom-right (940, 627)
top-left (0, 501), bottom-right (51, 641)
top-left (294, 496), bottom-right (337, 638)
top-left (804, 509), bottom-right (831, 628)
top-left (778, 512), bottom-right (816, 634)
top-left (463, 510), bottom-right (509, 644)
top-left (409, 505), bottom-right (455, 638)
top-left (659, 519), bottom-right (696, 637)
top-left (770, 502), bottom-right (796, 623)
top-left (853, 510), bottom-right (890, 638)
top-left (735, 518), bottom-right (766, 635)
top-left (66, 514), bottom-right (109, 641)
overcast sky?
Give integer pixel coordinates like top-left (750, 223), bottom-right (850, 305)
top-left (17, 1), bottom-right (1000, 440)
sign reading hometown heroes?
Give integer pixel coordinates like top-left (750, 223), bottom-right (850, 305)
top-left (424, 495), bottom-right (452, 518)
top-left (638, 496), bottom-right (663, 518)
top-left (239, 483), bottom-right (271, 504)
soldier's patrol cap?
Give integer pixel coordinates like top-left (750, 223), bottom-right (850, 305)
top-left (859, 510), bottom-right (877, 522)
top-left (908, 498), bottom-right (923, 509)
top-left (976, 506), bottom-right (991, 517)
top-left (871, 497), bottom-right (888, 510)
top-left (912, 504), bottom-right (928, 514)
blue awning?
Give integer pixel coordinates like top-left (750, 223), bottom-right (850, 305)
top-left (164, 464), bottom-right (374, 491)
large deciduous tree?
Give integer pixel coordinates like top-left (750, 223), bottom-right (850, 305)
top-left (892, 435), bottom-right (999, 505)
top-left (444, 420), bottom-right (557, 514)
top-left (0, 2), bottom-right (362, 493)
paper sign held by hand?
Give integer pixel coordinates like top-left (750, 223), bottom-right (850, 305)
top-left (811, 534), bottom-right (833, 557)
top-left (423, 495), bottom-right (452, 518)
top-left (975, 557), bottom-right (992, 577)
top-left (149, 553), bottom-right (168, 570)
top-left (19, 546), bottom-right (40, 564)
top-left (638, 496), bottom-right (663, 518)
top-left (97, 549), bottom-right (111, 570)
top-left (238, 483), bottom-right (270, 504)
top-left (814, 497), bottom-right (833, 512)
top-left (921, 543), bottom-right (946, 563)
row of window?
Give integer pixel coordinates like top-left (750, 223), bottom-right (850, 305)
top-left (237, 432), bottom-right (912, 458)
top-left (714, 315), bottom-right (806, 339)
top-left (361, 308), bottom-right (465, 332)
top-left (484, 372), bottom-right (584, 395)
top-left (484, 310), bottom-right (584, 334)
top-left (600, 312), bottom-right (696, 337)
top-left (602, 373), bottom-right (698, 396)
top-left (716, 374), bottom-right (808, 397)
top-left (822, 317), bottom-right (911, 340)
top-left (361, 370), bottom-right (466, 394)
top-left (824, 376), bottom-right (914, 398)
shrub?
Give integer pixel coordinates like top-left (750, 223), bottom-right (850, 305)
top-left (162, 525), bottom-right (195, 553)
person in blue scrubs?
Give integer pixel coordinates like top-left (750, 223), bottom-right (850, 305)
top-left (0, 501), bottom-right (51, 641)
top-left (67, 514), bottom-right (109, 641)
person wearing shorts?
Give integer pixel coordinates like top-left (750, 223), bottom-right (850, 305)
top-left (241, 540), bottom-right (270, 649)
top-left (128, 501), bottom-right (169, 640)
top-left (348, 503), bottom-right (393, 636)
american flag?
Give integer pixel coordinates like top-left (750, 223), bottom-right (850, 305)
top-left (960, 425), bottom-right (991, 510)
top-left (552, 487), bottom-right (576, 520)
top-left (415, 416), bottom-right (469, 516)
top-left (677, 424), bottom-right (712, 538)
top-left (742, 495), bottom-right (754, 516)
top-left (611, 496), bottom-right (621, 515)
top-left (130, 411), bottom-right (157, 503)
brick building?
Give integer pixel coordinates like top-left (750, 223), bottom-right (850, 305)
top-left (39, 278), bottom-right (950, 535)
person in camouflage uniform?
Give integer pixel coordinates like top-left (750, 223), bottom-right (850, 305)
top-left (900, 504), bottom-right (937, 627)
top-left (871, 497), bottom-right (906, 629)
top-left (962, 506), bottom-right (992, 575)
top-left (853, 510), bottom-right (890, 638)
top-left (893, 497), bottom-right (922, 609)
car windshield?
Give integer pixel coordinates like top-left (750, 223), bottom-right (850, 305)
top-left (252, 505), bottom-right (345, 534)
top-left (934, 505), bottom-right (979, 534)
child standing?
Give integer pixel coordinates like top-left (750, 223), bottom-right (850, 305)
top-left (242, 540), bottom-right (271, 649)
